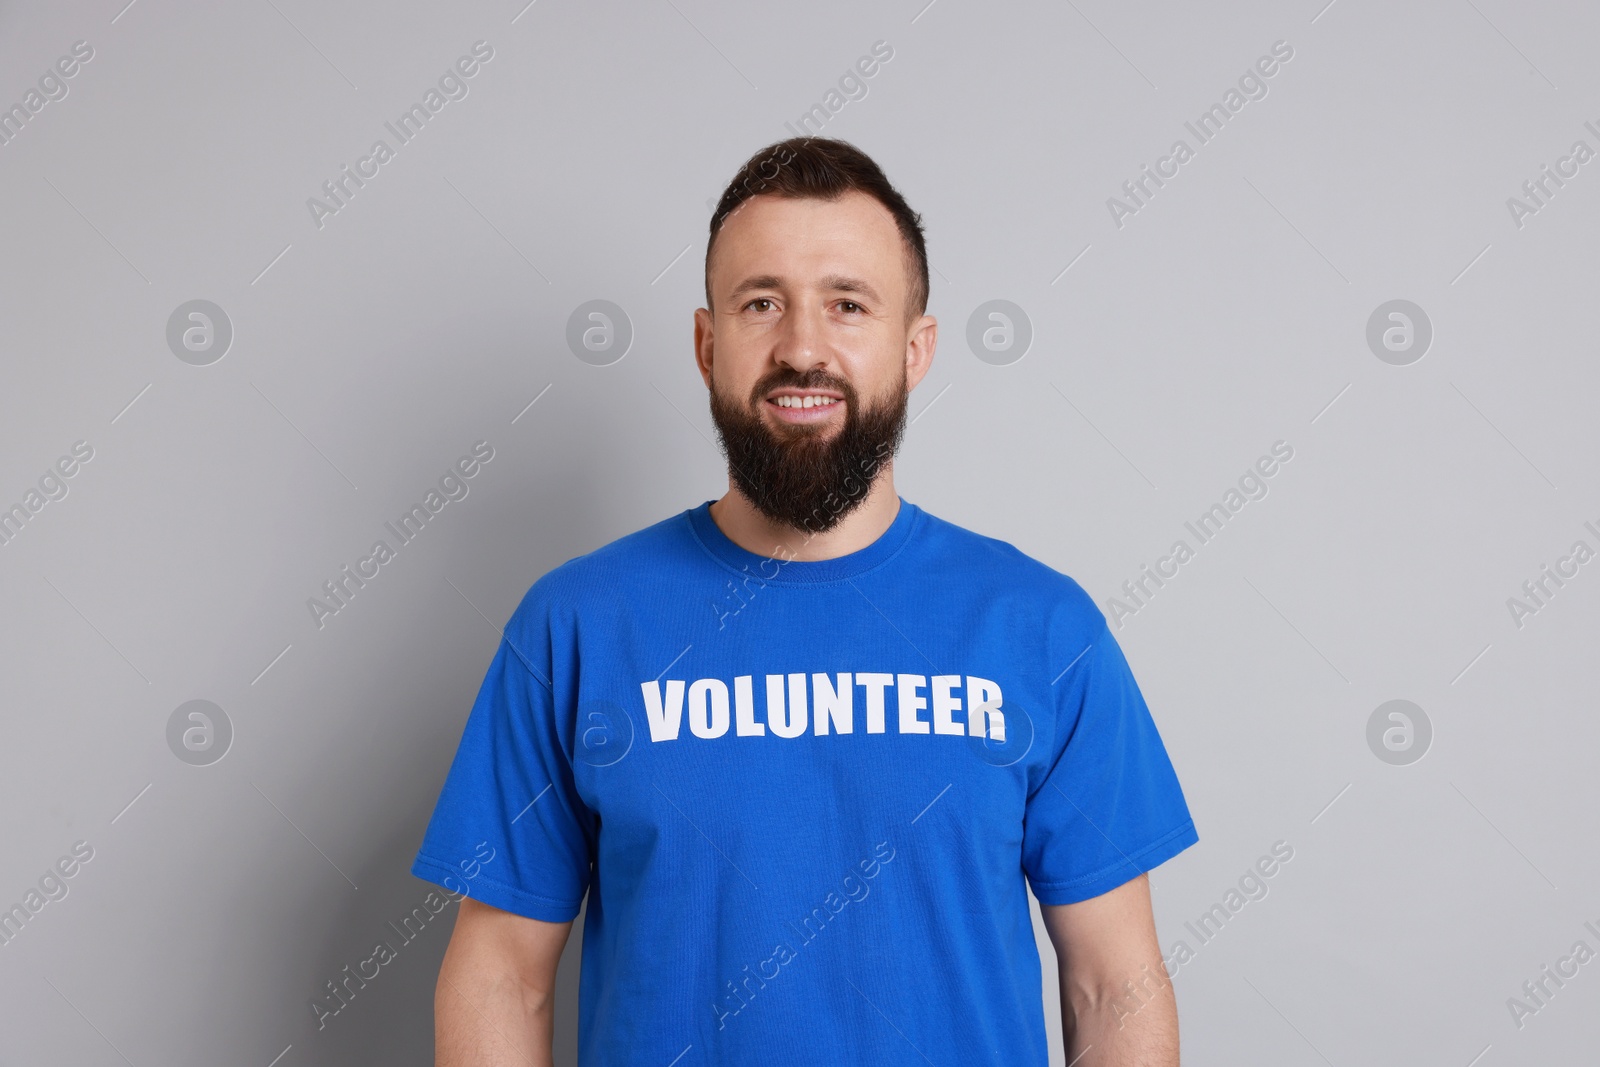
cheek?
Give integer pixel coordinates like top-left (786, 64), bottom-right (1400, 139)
top-left (716, 328), bottom-right (784, 385)
top-left (709, 358), bottom-right (765, 409)
top-left (839, 350), bottom-right (904, 404)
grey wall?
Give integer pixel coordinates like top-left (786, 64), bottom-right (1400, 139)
top-left (3, 0), bottom-right (1597, 1063)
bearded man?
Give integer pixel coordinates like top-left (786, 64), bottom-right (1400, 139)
top-left (415, 137), bottom-right (1198, 1067)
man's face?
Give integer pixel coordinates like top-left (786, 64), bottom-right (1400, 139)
top-left (694, 190), bottom-right (936, 534)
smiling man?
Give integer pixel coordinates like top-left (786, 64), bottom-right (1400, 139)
top-left (414, 137), bottom-right (1199, 1066)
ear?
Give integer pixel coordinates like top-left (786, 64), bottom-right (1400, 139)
top-left (903, 313), bottom-right (937, 392)
top-left (693, 306), bottom-right (715, 390)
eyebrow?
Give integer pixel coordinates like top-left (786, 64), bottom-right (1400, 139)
top-left (729, 274), bottom-right (782, 300)
top-left (727, 274), bottom-right (883, 304)
top-left (820, 275), bottom-right (882, 303)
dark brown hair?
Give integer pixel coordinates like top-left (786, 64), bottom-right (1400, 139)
top-left (705, 137), bottom-right (929, 322)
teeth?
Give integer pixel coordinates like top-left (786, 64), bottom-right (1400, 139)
top-left (774, 395), bottom-right (838, 409)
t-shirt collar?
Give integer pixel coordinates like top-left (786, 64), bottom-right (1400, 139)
top-left (686, 495), bottom-right (921, 584)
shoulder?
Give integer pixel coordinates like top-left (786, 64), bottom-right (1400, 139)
top-left (504, 507), bottom-right (698, 633)
top-left (914, 504), bottom-right (1109, 640)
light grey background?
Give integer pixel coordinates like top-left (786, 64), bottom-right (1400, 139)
top-left (2, 0), bottom-right (1597, 1063)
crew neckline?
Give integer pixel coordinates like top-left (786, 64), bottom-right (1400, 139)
top-left (686, 496), bottom-right (923, 584)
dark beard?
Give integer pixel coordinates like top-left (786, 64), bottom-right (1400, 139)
top-left (708, 365), bottom-right (908, 535)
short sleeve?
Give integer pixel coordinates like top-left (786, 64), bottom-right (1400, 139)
top-left (410, 600), bottom-right (594, 921)
top-left (1022, 621), bottom-right (1198, 905)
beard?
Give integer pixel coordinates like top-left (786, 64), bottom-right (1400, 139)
top-left (708, 364), bottom-right (909, 535)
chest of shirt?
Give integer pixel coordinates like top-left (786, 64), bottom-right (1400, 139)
top-left (550, 585), bottom-right (1062, 855)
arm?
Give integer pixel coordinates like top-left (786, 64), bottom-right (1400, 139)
top-left (1040, 873), bottom-right (1178, 1066)
top-left (435, 897), bottom-right (574, 1066)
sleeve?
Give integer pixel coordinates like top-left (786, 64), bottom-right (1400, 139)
top-left (410, 596), bottom-right (595, 922)
top-left (1021, 620), bottom-right (1198, 906)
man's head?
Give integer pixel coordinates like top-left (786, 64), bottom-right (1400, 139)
top-left (695, 138), bottom-right (937, 535)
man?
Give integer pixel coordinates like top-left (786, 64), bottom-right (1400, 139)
top-left (414, 137), bottom-right (1198, 1065)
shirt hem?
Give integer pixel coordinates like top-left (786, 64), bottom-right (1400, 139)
top-left (1027, 819), bottom-right (1199, 906)
top-left (411, 854), bottom-right (584, 922)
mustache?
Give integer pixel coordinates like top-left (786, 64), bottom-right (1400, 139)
top-left (748, 367), bottom-right (857, 407)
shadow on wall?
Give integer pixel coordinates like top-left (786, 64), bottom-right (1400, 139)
top-left (168, 403), bottom-right (660, 1064)
top-left (181, 570), bottom-right (596, 1061)
top-left (261, 774), bottom-right (588, 1065)
top-left (262, 411), bottom-right (630, 1063)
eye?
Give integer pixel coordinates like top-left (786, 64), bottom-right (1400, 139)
top-left (838, 301), bottom-right (864, 314)
top-left (744, 298), bottom-right (775, 312)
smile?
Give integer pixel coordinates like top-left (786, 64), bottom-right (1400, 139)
top-left (766, 391), bottom-right (844, 424)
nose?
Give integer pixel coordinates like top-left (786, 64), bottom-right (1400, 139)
top-left (772, 300), bottom-right (828, 373)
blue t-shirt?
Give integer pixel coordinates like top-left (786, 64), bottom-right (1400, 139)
top-left (412, 497), bottom-right (1198, 1065)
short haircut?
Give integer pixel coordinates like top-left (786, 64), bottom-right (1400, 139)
top-left (705, 137), bottom-right (929, 322)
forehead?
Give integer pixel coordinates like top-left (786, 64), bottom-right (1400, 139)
top-left (709, 190), bottom-right (905, 291)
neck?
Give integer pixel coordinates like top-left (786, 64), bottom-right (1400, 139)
top-left (708, 468), bottom-right (901, 562)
